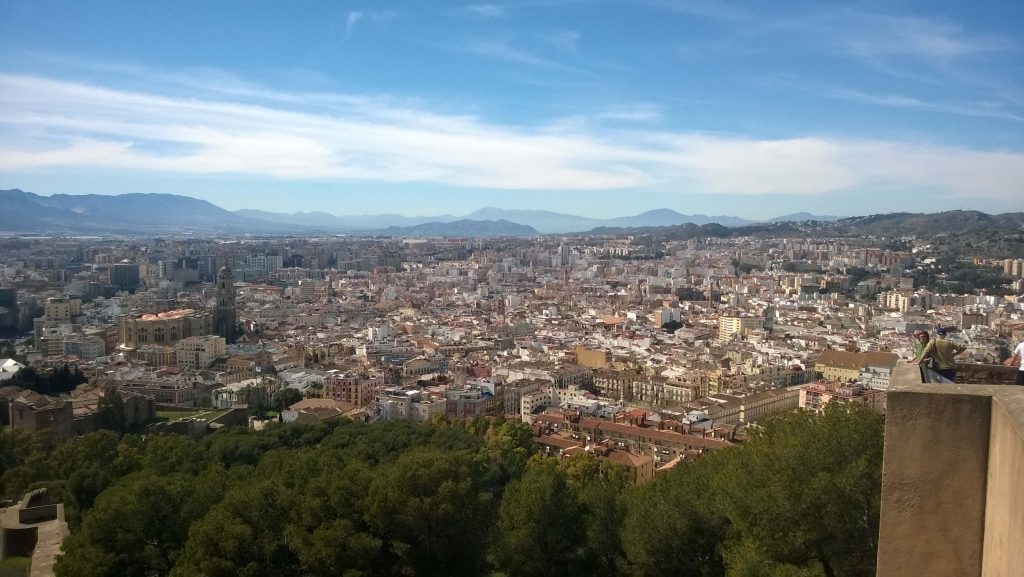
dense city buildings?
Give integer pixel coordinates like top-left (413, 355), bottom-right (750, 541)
top-left (1, 222), bottom-right (1022, 577)
top-left (1, 229), bottom-right (1017, 439)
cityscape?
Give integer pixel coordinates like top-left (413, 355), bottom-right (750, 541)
top-left (1, 1), bottom-right (1023, 576)
top-left (1, 200), bottom-right (1021, 576)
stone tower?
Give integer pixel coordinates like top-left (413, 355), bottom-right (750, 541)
top-left (214, 265), bottom-right (237, 344)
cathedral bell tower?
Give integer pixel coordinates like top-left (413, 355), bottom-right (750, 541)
top-left (214, 265), bottom-right (237, 344)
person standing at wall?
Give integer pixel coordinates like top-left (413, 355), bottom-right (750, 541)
top-left (913, 330), bottom-right (932, 368)
top-left (1004, 339), bottom-right (1024, 385)
top-left (916, 327), bottom-right (967, 382)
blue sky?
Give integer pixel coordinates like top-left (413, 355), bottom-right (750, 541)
top-left (0, 0), bottom-right (1021, 219)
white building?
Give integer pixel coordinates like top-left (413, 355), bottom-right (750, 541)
top-left (62, 334), bottom-right (106, 361)
top-left (174, 335), bottom-right (227, 371)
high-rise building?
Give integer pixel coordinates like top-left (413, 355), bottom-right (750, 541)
top-left (109, 260), bottom-right (141, 292)
top-left (196, 255), bottom-right (218, 282)
top-left (0, 287), bottom-right (17, 336)
top-left (718, 315), bottom-right (763, 340)
top-left (214, 265), bottom-right (237, 344)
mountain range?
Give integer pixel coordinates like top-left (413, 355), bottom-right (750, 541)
top-left (0, 189), bottom-right (270, 234)
top-left (1, 189), bottom-right (1019, 239)
top-left (238, 206), bottom-right (758, 233)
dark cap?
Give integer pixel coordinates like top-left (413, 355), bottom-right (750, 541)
top-left (936, 327), bottom-right (947, 336)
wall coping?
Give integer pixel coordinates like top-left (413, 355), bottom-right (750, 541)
top-left (890, 362), bottom-right (1024, 438)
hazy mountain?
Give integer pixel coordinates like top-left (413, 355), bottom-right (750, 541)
top-left (833, 211), bottom-right (1024, 236)
top-left (0, 189), bottom-right (90, 232)
top-left (234, 205), bottom-right (756, 233)
top-left (585, 210), bottom-right (1024, 240)
top-left (0, 189), bottom-right (298, 234)
top-left (236, 209), bottom-right (350, 228)
top-left (461, 208), bottom-right (602, 233)
top-left (5, 189), bottom-right (1018, 240)
top-left (586, 221), bottom-right (735, 239)
top-left (463, 207), bottom-right (754, 233)
top-left (237, 209), bottom-right (459, 230)
top-left (768, 212), bottom-right (843, 223)
top-left (604, 208), bottom-right (754, 228)
top-left (372, 219), bottom-right (538, 237)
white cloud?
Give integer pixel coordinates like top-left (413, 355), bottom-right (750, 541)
top-left (539, 30), bottom-right (581, 52)
top-left (0, 139), bottom-right (132, 170)
top-left (827, 89), bottom-right (1024, 122)
top-left (598, 103), bottom-right (661, 122)
top-left (0, 73), bottom-right (1022, 202)
top-left (460, 39), bottom-right (561, 68)
top-left (466, 4), bottom-right (505, 19)
top-left (834, 13), bottom-right (1017, 60)
top-left (345, 11), bottom-right (363, 37)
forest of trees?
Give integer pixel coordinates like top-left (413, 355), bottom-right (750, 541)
top-left (0, 403), bottom-right (884, 577)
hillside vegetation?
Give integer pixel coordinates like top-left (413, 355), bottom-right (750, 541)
top-left (0, 404), bottom-right (883, 577)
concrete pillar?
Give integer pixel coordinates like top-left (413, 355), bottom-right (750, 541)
top-left (877, 383), bottom-right (991, 577)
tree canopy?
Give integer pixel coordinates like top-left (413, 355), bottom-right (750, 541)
top-left (0, 404), bottom-right (885, 577)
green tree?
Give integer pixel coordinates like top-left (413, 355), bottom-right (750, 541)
top-left (662, 319), bottom-right (683, 333)
top-left (203, 427), bottom-right (282, 467)
top-left (44, 431), bottom-right (123, 522)
top-left (56, 470), bottom-right (225, 577)
top-left (95, 390), bottom-right (127, 433)
top-left (0, 430), bottom-right (59, 500)
top-left (561, 453), bottom-right (632, 577)
top-left (271, 387), bottom-right (304, 411)
top-left (480, 420), bottom-right (536, 491)
top-left (622, 459), bottom-right (727, 577)
top-left (364, 447), bottom-right (494, 577)
top-left (714, 403), bottom-right (884, 577)
top-left (171, 479), bottom-right (300, 577)
top-left (285, 461), bottom-right (382, 577)
top-left (491, 457), bottom-right (586, 577)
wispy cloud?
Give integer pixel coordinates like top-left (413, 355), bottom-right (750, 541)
top-left (830, 12), bottom-right (1017, 60)
top-left (598, 103), bottom-right (661, 122)
top-left (647, 3), bottom-right (1017, 64)
top-left (459, 38), bottom-right (560, 68)
top-left (343, 10), bottom-right (399, 39)
top-left (638, 0), bottom-right (749, 22)
top-left (345, 11), bottom-right (363, 38)
top-left (466, 4), bottom-right (505, 19)
top-left (0, 72), bottom-right (1022, 201)
top-left (537, 30), bottom-right (581, 52)
top-left (828, 89), bottom-right (1024, 122)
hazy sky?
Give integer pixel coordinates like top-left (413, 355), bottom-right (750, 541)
top-left (1, 0), bottom-right (1022, 218)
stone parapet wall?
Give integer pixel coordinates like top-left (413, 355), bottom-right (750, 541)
top-left (877, 363), bottom-right (1024, 577)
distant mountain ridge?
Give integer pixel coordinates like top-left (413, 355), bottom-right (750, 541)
top-left (768, 212), bottom-right (842, 223)
top-left (584, 210), bottom-right (1024, 240)
top-left (374, 219), bottom-right (537, 237)
top-left (0, 189), bottom-right (281, 234)
top-left (0, 189), bottom-right (537, 236)
top-left (833, 211), bottom-right (1024, 236)
top-left (242, 206), bottom-right (757, 233)
top-left (237, 209), bottom-right (460, 230)
top-left (3, 189), bottom-right (1019, 239)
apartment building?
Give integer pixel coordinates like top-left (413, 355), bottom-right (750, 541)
top-left (718, 315), bottom-right (763, 340)
top-left (799, 381), bottom-right (886, 413)
top-left (174, 335), bottom-right (226, 371)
